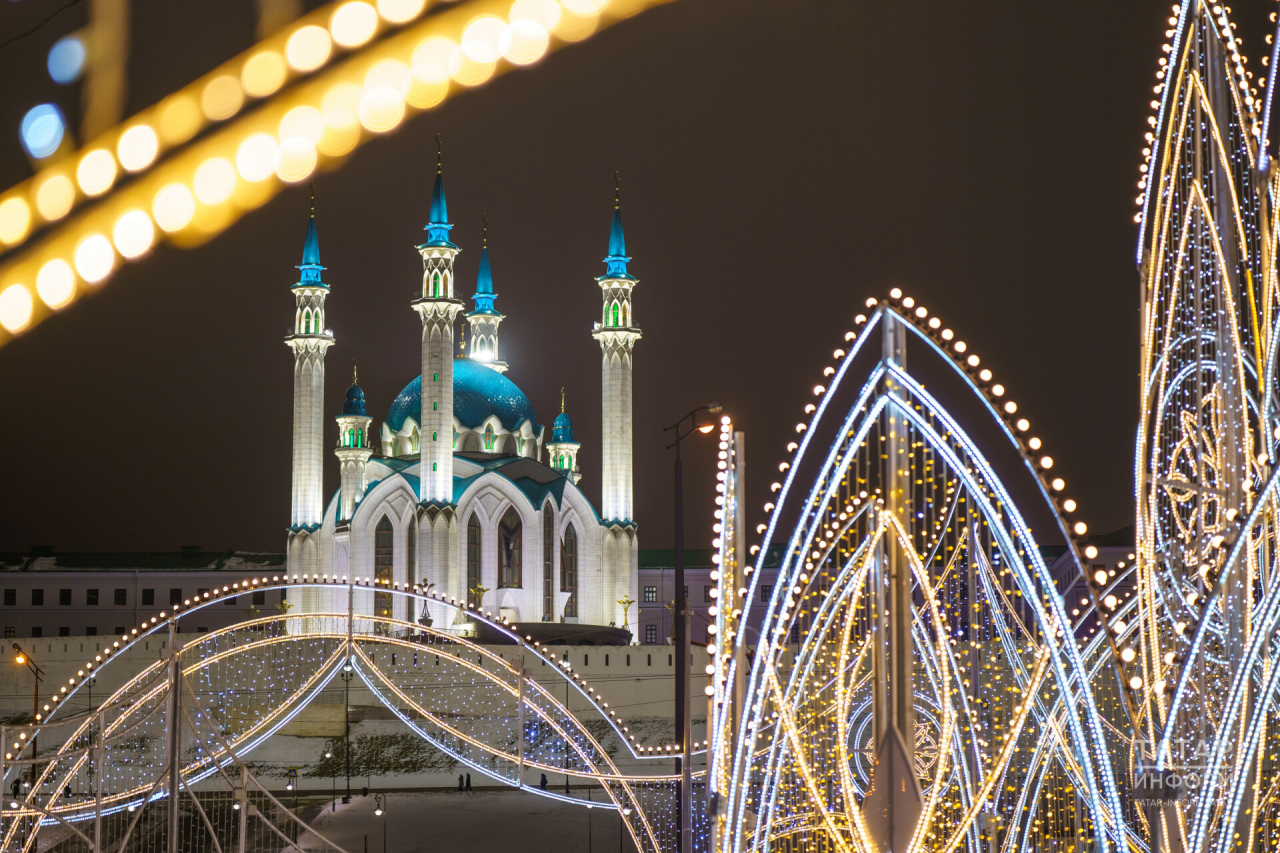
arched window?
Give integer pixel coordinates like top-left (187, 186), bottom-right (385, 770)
top-left (406, 522), bottom-right (416, 586)
top-left (357, 427), bottom-right (364, 447)
top-left (621, 303), bottom-right (628, 327)
top-left (432, 431), bottom-right (437, 442)
top-left (484, 424), bottom-right (495, 451)
top-left (562, 523), bottom-right (578, 619)
top-left (411, 427), bottom-right (419, 453)
top-left (432, 400), bottom-right (438, 411)
top-left (542, 504), bottom-right (554, 621)
top-left (611, 302), bottom-right (619, 327)
top-left (303, 309), bottom-right (312, 334)
top-left (498, 507), bottom-right (522, 589)
top-left (432, 272), bottom-right (441, 298)
top-left (347, 427), bottom-right (354, 447)
top-left (467, 514), bottom-right (481, 607)
top-left (374, 516), bottom-right (394, 632)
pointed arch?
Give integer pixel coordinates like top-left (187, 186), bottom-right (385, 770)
top-left (498, 506), bottom-right (522, 589)
top-left (374, 516), bottom-right (394, 631)
top-left (542, 502), bottom-right (555, 621)
top-left (611, 301), bottom-right (620, 327)
top-left (432, 271), bottom-right (441, 298)
top-left (302, 308), bottom-right (312, 334)
top-left (561, 523), bottom-right (578, 619)
top-left (621, 302), bottom-right (628, 327)
top-left (467, 513), bottom-right (482, 607)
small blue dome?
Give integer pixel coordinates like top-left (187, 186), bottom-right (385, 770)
top-left (342, 383), bottom-right (367, 416)
top-left (387, 359), bottom-right (539, 434)
top-left (552, 412), bottom-right (575, 443)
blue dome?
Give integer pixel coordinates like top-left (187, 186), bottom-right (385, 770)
top-left (342, 383), bottom-right (367, 416)
top-left (552, 412), bottom-right (575, 443)
top-left (386, 359), bottom-right (540, 434)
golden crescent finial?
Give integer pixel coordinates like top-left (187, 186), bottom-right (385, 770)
top-left (561, 387), bottom-right (566, 413)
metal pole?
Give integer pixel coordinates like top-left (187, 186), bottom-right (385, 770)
top-left (674, 438), bottom-right (691, 853)
top-left (94, 711), bottom-right (104, 852)
top-left (344, 672), bottom-right (352, 803)
top-left (165, 637), bottom-right (182, 853)
top-left (238, 766), bottom-right (248, 853)
top-left (516, 653), bottom-right (526, 788)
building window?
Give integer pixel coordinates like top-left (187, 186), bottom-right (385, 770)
top-left (622, 303), bottom-right (628, 326)
top-left (2, 590), bottom-right (12, 606)
top-left (562, 524), bottom-right (578, 619)
top-left (59, 627), bottom-right (70, 637)
top-left (542, 504), bottom-right (554, 621)
top-left (252, 590), bottom-right (266, 605)
top-left (142, 589), bottom-right (154, 606)
top-left (59, 589), bottom-right (71, 606)
top-left (114, 589), bottom-right (127, 606)
top-left (761, 585), bottom-right (772, 603)
top-left (31, 627), bottom-right (42, 638)
top-left (407, 522), bottom-right (417, 586)
top-left (498, 507), bottom-right (522, 589)
top-left (703, 586), bottom-right (713, 603)
top-left (225, 596), bottom-right (238, 605)
top-left (374, 516), bottom-right (394, 628)
top-left (31, 589), bottom-right (43, 606)
top-left (170, 589), bottom-right (182, 606)
top-left (645, 624), bottom-right (657, 644)
top-left (114, 627), bottom-right (124, 636)
top-left (611, 302), bottom-right (619, 327)
top-left (484, 424), bottom-right (496, 451)
top-left (3, 628), bottom-right (12, 639)
top-left (643, 586), bottom-right (657, 603)
top-left (86, 627), bottom-right (96, 636)
top-left (467, 514), bottom-right (482, 607)
top-left (86, 589), bottom-right (99, 606)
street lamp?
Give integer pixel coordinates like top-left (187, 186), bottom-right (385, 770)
top-left (374, 793), bottom-right (387, 853)
top-left (12, 644), bottom-right (43, 778)
top-left (340, 659), bottom-right (354, 804)
top-left (663, 402), bottom-right (722, 853)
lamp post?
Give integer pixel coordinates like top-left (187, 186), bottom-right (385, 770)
top-left (664, 402), bottom-right (721, 853)
top-left (12, 644), bottom-right (43, 778)
top-left (340, 660), bottom-right (354, 804)
top-left (374, 793), bottom-right (386, 853)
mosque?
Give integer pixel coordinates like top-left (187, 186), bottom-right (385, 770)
top-left (282, 159), bottom-right (640, 635)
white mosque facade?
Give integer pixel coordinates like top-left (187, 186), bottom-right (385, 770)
top-left (283, 165), bottom-right (640, 633)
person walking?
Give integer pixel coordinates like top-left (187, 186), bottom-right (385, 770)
top-left (465, 773), bottom-right (472, 791)
top-left (457, 775), bottom-right (464, 791)
top-left (540, 773), bottom-right (548, 791)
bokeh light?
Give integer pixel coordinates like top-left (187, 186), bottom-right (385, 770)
top-left (319, 83), bottom-right (363, 155)
top-left (20, 104), bottom-right (66, 159)
top-left (47, 36), bottom-right (87, 84)
top-left (286, 25), bottom-right (333, 71)
top-left (449, 52), bottom-right (495, 87)
top-left (504, 20), bottom-right (549, 65)
top-left (236, 133), bottom-right (280, 181)
top-left (331, 2), bottom-right (379, 47)
top-left (77, 149), bottom-right (118, 196)
top-left (377, 0), bottom-right (425, 23)
top-left (0, 197), bottom-right (32, 246)
top-left (35, 173), bottom-right (75, 221)
top-left (366, 59), bottom-right (410, 91)
top-left (113, 210), bottom-right (155, 259)
top-left (555, 9), bottom-right (599, 41)
top-left (201, 75), bottom-right (245, 121)
top-left (406, 73), bottom-right (449, 109)
top-left (461, 17), bottom-right (508, 63)
top-left (359, 87), bottom-right (405, 132)
top-left (117, 125), bottom-right (160, 172)
top-left (193, 158), bottom-right (237, 205)
top-left (36, 259), bottom-right (75, 309)
top-left (157, 96), bottom-right (202, 145)
top-left (242, 51), bottom-right (288, 97)
top-left (280, 106), bottom-right (325, 143)
top-left (509, 0), bottom-right (560, 31)
top-left (276, 137), bottom-right (318, 182)
top-left (560, 0), bottom-right (608, 14)
top-left (74, 234), bottom-right (115, 284)
top-left (153, 184), bottom-right (196, 232)
top-left (0, 284), bottom-right (33, 332)
top-left (412, 37), bottom-right (456, 82)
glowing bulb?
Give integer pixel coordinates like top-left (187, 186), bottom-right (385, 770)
top-left (117, 125), bottom-right (159, 171)
top-left (153, 183), bottom-right (196, 232)
top-left (35, 173), bottom-right (75, 221)
top-left (74, 234), bottom-right (115, 283)
top-left (201, 75), bottom-right (244, 120)
top-left (276, 137), bottom-right (317, 182)
top-left (194, 158), bottom-right (237, 205)
top-left (36, 259), bottom-right (75, 309)
top-left (1073, 521), bottom-right (1088, 536)
top-left (360, 87), bottom-right (405, 132)
top-left (331, 2), bottom-right (379, 47)
top-left (236, 133), bottom-right (279, 182)
top-left (287, 25), bottom-right (332, 71)
top-left (112, 210), bottom-right (155, 259)
top-left (0, 285), bottom-right (33, 332)
top-left (0, 197), bottom-right (31, 245)
top-left (242, 51), bottom-right (287, 97)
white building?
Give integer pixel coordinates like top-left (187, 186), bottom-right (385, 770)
top-left (285, 162), bottom-right (640, 632)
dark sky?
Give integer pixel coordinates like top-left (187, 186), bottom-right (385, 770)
top-left (0, 0), bottom-right (1269, 553)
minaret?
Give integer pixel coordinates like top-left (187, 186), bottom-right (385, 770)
top-left (465, 216), bottom-right (508, 373)
top-left (335, 365), bottom-right (373, 520)
top-left (592, 177), bottom-right (641, 523)
top-left (548, 388), bottom-right (582, 484)
top-left (286, 189), bottom-right (334, 572)
top-left (412, 139), bottom-right (464, 504)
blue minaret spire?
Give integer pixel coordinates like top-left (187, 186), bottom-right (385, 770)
top-left (425, 134), bottom-right (456, 248)
top-left (466, 214), bottom-right (508, 372)
top-left (297, 182), bottom-right (326, 286)
top-left (604, 171), bottom-right (632, 280)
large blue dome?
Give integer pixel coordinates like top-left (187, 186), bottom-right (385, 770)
top-left (386, 359), bottom-right (540, 434)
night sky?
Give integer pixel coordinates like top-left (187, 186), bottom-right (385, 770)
top-left (1, 0), bottom-right (1266, 554)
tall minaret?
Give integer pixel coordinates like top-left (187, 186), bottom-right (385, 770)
top-left (286, 191), bottom-right (333, 571)
top-left (335, 365), bottom-right (373, 521)
top-left (466, 216), bottom-right (508, 373)
top-left (412, 140), bottom-right (464, 505)
top-left (592, 178), bottom-right (641, 523)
